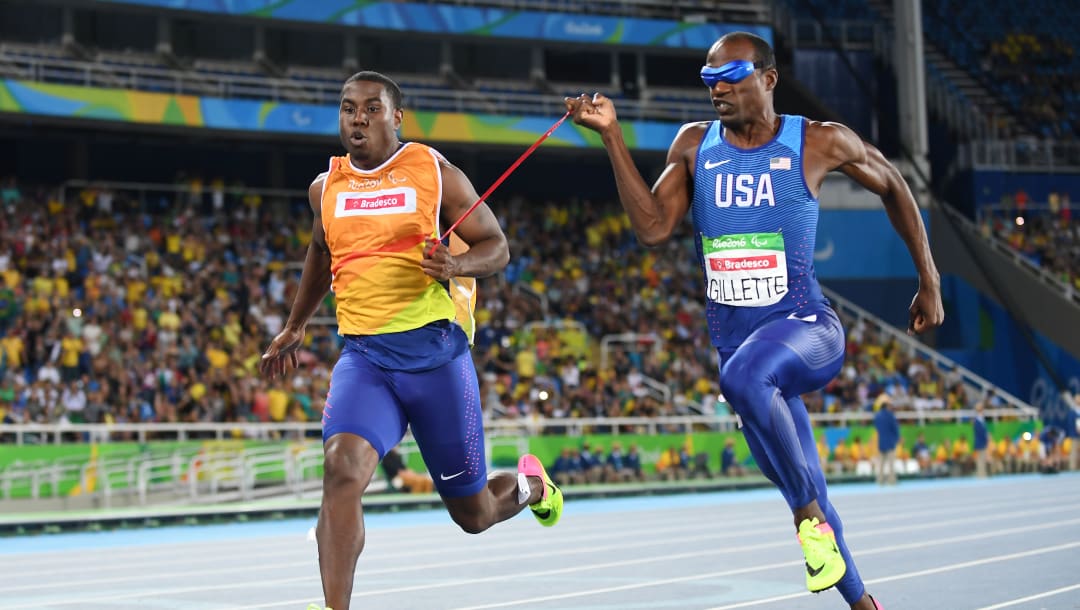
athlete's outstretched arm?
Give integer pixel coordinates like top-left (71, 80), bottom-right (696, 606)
top-left (565, 93), bottom-right (698, 247)
top-left (421, 159), bottom-right (509, 281)
top-left (809, 121), bottom-right (943, 335)
top-left (260, 176), bottom-right (333, 378)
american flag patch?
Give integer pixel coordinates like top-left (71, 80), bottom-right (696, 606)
top-left (770, 157), bottom-right (791, 170)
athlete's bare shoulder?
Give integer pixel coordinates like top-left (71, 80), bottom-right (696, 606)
top-left (803, 120), bottom-right (866, 174)
top-left (308, 171), bottom-right (328, 214)
top-left (668, 121), bottom-right (712, 168)
top-left (804, 121), bottom-right (862, 160)
top-left (674, 121), bottom-right (711, 147)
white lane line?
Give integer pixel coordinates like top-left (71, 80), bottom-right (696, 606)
top-left (0, 518), bottom-right (788, 595)
top-left (0, 515), bottom-right (771, 588)
top-left (0, 534), bottom-right (309, 566)
top-left (6, 485), bottom-right (1066, 584)
top-left (447, 525), bottom-right (1080, 610)
top-left (7, 494), bottom-right (1074, 595)
top-left (10, 482), bottom-right (1080, 609)
top-left (247, 517), bottom-right (1080, 610)
top-left (699, 546), bottom-right (1080, 608)
top-left (4, 476), bottom-right (1070, 571)
top-left (974, 583), bottom-right (1080, 610)
top-left (5, 482), bottom-right (1077, 575)
top-left (701, 545), bottom-right (1080, 609)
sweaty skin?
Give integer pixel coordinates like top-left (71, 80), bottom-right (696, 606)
top-left (566, 34), bottom-right (941, 610)
top-left (259, 77), bottom-right (542, 610)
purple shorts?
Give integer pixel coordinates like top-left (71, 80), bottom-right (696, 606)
top-left (322, 334), bottom-right (487, 498)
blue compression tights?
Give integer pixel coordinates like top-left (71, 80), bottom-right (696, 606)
top-left (719, 306), bottom-right (865, 604)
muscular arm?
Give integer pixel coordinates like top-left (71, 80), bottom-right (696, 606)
top-left (434, 159), bottom-right (509, 278)
top-left (567, 94), bottom-right (702, 247)
top-left (806, 121), bottom-right (943, 332)
top-left (601, 123), bottom-right (701, 247)
top-left (812, 122), bottom-right (938, 284)
top-left (283, 177), bottom-right (334, 331)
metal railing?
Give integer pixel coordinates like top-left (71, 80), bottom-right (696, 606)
top-left (599, 332), bottom-right (663, 370)
top-left (58, 178), bottom-right (308, 206)
top-left (821, 285), bottom-right (1039, 417)
top-left (0, 438), bottom-right (473, 507)
top-left (0, 407), bottom-right (1038, 451)
top-left (0, 407), bottom-right (1037, 509)
top-left (515, 283), bottom-right (550, 318)
top-left (925, 68), bottom-right (998, 141)
top-left (954, 204), bottom-right (1079, 305)
top-left (783, 17), bottom-right (882, 49)
top-left (598, 332), bottom-right (673, 407)
top-left (0, 48), bottom-right (712, 123)
top-left (957, 140), bottom-right (1080, 171)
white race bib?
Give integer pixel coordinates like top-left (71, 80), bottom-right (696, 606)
top-left (702, 232), bottom-right (788, 307)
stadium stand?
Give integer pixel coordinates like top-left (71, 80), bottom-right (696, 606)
top-left (0, 0), bottom-right (1071, 516)
top-left (978, 200), bottom-right (1080, 294)
top-left (922, 0), bottom-right (1079, 138)
top-left (0, 177), bottom-right (1027, 443)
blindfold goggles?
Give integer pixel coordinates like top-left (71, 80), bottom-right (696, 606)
top-left (700, 60), bottom-right (765, 87)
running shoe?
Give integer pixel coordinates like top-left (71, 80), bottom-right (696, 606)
top-left (517, 454), bottom-right (563, 527)
top-left (797, 517), bottom-right (846, 592)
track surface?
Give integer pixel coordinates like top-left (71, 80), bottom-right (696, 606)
top-left (2, 474), bottom-right (1078, 610)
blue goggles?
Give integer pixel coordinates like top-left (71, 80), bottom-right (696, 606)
top-left (700, 60), bottom-right (763, 87)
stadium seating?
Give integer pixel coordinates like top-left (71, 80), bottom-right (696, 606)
top-left (0, 179), bottom-right (977, 438)
top-left (981, 203), bottom-right (1080, 292)
top-left (921, 0), bottom-right (1079, 137)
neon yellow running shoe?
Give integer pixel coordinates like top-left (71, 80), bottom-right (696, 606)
top-left (306, 604), bottom-right (331, 610)
top-left (797, 517), bottom-right (846, 592)
top-left (518, 454), bottom-right (563, 527)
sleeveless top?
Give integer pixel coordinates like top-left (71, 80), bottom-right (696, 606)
top-left (320, 142), bottom-right (459, 336)
top-left (690, 115), bottom-right (826, 349)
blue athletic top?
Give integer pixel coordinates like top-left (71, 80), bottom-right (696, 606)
top-left (691, 115), bottom-right (827, 350)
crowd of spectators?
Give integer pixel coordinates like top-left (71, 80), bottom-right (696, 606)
top-left (979, 192), bottom-right (1080, 293)
top-left (0, 176), bottom-right (990, 440)
top-left (0, 177), bottom-right (339, 432)
top-left (533, 407), bottom-right (1076, 489)
top-left (985, 33), bottom-right (1078, 139)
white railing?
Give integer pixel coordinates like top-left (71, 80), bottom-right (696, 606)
top-left (0, 422), bottom-right (320, 446)
top-left (821, 285), bottom-right (1038, 417)
top-left (0, 408), bottom-right (1037, 509)
top-left (515, 284), bottom-right (550, 318)
top-left (598, 332), bottom-right (673, 407)
top-left (925, 68), bottom-right (997, 141)
top-left (0, 408), bottom-right (1038, 449)
top-left (784, 17), bottom-right (882, 49)
top-left (58, 178), bottom-right (308, 208)
top-left (0, 49), bottom-right (711, 123)
top-left (599, 332), bottom-right (663, 370)
top-left (951, 204), bottom-right (1080, 305)
top-left (0, 440), bottom-right (427, 507)
top-left (958, 140), bottom-right (1080, 171)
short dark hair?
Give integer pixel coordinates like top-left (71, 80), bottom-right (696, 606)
top-left (715, 32), bottom-right (776, 70)
top-left (343, 71), bottom-right (403, 110)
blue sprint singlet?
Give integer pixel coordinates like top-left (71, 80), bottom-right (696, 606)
top-left (691, 115), bottom-right (827, 350)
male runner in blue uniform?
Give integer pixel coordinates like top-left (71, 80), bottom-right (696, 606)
top-left (566, 32), bottom-right (943, 609)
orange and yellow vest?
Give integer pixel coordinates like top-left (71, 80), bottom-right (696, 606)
top-left (320, 143), bottom-right (475, 338)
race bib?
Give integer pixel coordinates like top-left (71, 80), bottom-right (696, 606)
top-left (702, 232), bottom-right (788, 307)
